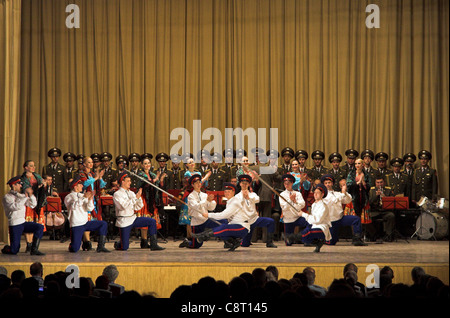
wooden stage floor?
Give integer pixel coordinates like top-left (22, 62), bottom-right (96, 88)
top-left (1, 237), bottom-right (448, 298)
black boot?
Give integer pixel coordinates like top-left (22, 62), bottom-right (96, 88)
top-left (266, 233), bottom-right (277, 248)
top-left (1, 245), bottom-right (13, 254)
top-left (25, 242), bottom-right (32, 253)
top-left (227, 238), bottom-right (241, 252)
top-left (82, 240), bottom-right (93, 251)
top-left (179, 238), bottom-right (190, 248)
top-left (192, 228), bottom-right (214, 243)
top-left (30, 237), bottom-right (45, 256)
top-left (97, 235), bottom-right (111, 253)
top-left (312, 239), bottom-right (324, 253)
top-left (150, 235), bottom-right (165, 251)
top-left (352, 233), bottom-right (368, 246)
top-left (140, 238), bottom-right (151, 249)
top-left (285, 233), bottom-right (295, 246)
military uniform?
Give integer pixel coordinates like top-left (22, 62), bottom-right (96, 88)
top-left (62, 152), bottom-right (78, 192)
top-left (328, 152), bottom-right (346, 191)
top-left (294, 150), bottom-right (310, 175)
top-left (128, 153), bottom-right (142, 191)
top-left (402, 153), bottom-right (416, 204)
top-left (374, 152), bottom-right (392, 181)
top-left (42, 148), bottom-right (65, 193)
top-left (361, 149), bottom-right (377, 188)
top-left (341, 149), bottom-right (359, 178)
top-left (308, 150), bottom-right (329, 183)
top-left (115, 154), bottom-right (128, 175)
top-left (153, 153), bottom-right (172, 190)
top-left (207, 152), bottom-right (228, 191)
top-left (100, 152), bottom-right (118, 193)
top-left (279, 147), bottom-right (295, 174)
top-left (90, 153), bottom-right (102, 174)
top-left (168, 154), bottom-right (183, 190)
top-left (197, 150), bottom-right (211, 176)
top-left (368, 185), bottom-right (395, 240)
top-left (386, 157), bottom-right (410, 197)
top-left (412, 150), bottom-right (438, 201)
top-left (221, 148), bottom-right (238, 181)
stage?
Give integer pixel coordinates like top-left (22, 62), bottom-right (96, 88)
top-left (0, 237), bottom-right (448, 298)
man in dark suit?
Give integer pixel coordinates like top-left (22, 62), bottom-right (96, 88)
top-left (375, 152), bottom-right (392, 181)
top-left (361, 149), bottom-right (377, 188)
top-left (279, 147), bottom-right (295, 174)
top-left (101, 152), bottom-right (118, 194)
top-left (221, 148), bottom-right (238, 181)
top-left (412, 150), bottom-right (438, 201)
top-left (328, 152), bottom-right (346, 192)
top-left (341, 149), bottom-right (359, 178)
top-left (368, 177), bottom-right (396, 242)
top-left (207, 152), bottom-right (228, 191)
top-left (295, 150), bottom-right (310, 174)
top-left (308, 150), bottom-right (328, 184)
top-left (42, 147), bottom-right (65, 194)
top-left (386, 157), bottom-right (410, 197)
top-left (169, 154), bottom-right (183, 190)
top-left (402, 153), bottom-right (416, 206)
top-left (62, 152), bottom-right (78, 192)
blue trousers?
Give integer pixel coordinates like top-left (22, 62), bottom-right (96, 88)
top-left (283, 217), bottom-right (309, 235)
top-left (117, 217), bottom-right (157, 251)
top-left (190, 219), bottom-right (228, 249)
top-left (212, 224), bottom-right (249, 241)
top-left (69, 220), bottom-right (108, 252)
top-left (242, 217), bottom-right (275, 247)
top-left (301, 224), bottom-right (326, 244)
top-left (8, 222), bottom-right (44, 254)
top-left (327, 215), bottom-right (362, 245)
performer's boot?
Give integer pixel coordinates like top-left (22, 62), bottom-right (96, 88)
top-left (286, 233), bottom-right (302, 246)
top-left (266, 233), bottom-right (277, 248)
top-left (223, 240), bottom-right (233, 249)
top-left (285, 233), bottom-right (295, 246)
top-left (192, 228), bottom-right (214, 243)
top-left (114, 241), bottom-right (122, 250)
top-left (25, 242), bottom-right (32, 253)
top-left (82, 240), bottom-right (93, 251)
top-left (352, 233), bottom-right (368, 246)
top-left (149, 235), bottom-right (165, 251)
top-left (227, 238), bottom-right (241, 252)
top-left (30, 237), bottom-right (45, 256)
top-left (140, 238), bottom-right (151, 249)
top-left (179, 238), bottom-right (190, 248)
top-left (312, 239), bottom-right (324, 253)
top-left (96, 235), bottom-right (111, 253)
top-left (1, 245), bottom-right (13, 255)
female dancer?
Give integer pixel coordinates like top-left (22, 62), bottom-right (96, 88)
top-left (345, 158), bottom-right (371, 224)
top-left (20, 160), bottom-right (47, 252)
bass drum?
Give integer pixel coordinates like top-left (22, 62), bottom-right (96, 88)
top-left (45, 212), bottom-right (66, 229)
top-left (415, 212), bottom-right (449, 240)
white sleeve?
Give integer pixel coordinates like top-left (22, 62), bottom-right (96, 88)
top-left (208, 200), bottom-right (240, 220)
top-left (113, 191), bottom-right (143, 216)
top-left (303, 202), bottom-right (327, 225)
top-left (25, 195), bottom-right (37, 209)
top-left (64, 193), bottom-right (88, 211)
top-left (248, 193), bottom-right (260, 204)
top-left (2, 194), bottom-right (28, 212)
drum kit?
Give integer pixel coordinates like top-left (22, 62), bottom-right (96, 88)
top-left (412, 196), bottom-right (449, 240)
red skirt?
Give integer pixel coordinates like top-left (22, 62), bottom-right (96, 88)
top-left (343, 202), bottom-right (372, 224)
top-left (25, 206), bottom-right (47, 232)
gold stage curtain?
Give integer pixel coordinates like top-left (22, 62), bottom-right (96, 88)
top-left (0, 0), bottom-right (22, 243)
top-left (1, 0), bottom-right (449, 242)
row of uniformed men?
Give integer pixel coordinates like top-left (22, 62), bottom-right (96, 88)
top-left (41, 146), bottom-right (437, 202)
